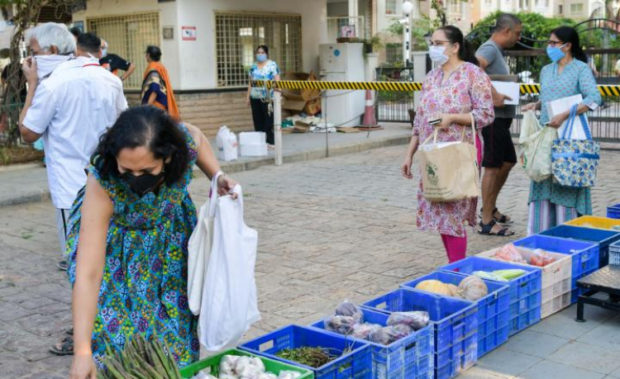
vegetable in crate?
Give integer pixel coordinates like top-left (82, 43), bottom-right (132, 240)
top-left (386, 311), bottom-right (430, 330)
top-left (324, 315), bottom-right (358, 335)
top-left (368, 324), bottom-right (414, 345)
top-left (473, 269), bottom-right (525, 282)
top-left (529, 249), bottom-right (556, 267)
top-left (458, 276), bottom-right (488, 301)
top-left (414, 279), bottom-right (452, 296)
top-left (276, 347), bottom-right (340, 368)
top-left (494, 244), bottom-right (526, 263)
top-left (351, 322), bottom-right (383, 339)
top-left (99, 334), bottom-right (182, 379)
top-left (334, 300), bottom-right (363, 323)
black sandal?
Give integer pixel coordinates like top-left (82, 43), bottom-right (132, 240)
top-left (478, 220), bottom-right (514, 236)
top-left (66, 327), bottom-right (73, 336)
top-left (49, 336), bottom-right (73, 356)
top-left (480, 208), bottom-right (513, 225)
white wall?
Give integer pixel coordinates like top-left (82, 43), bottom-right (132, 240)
top-left (73, 0), bottom-right (181, 88)
top-left (74, 0), bottom-right (328, 90)
top-left (179, 0), bottom-right (328, 89)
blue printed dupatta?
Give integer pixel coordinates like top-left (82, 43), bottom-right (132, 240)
top-left (551, 104), bottom-right (600, 188)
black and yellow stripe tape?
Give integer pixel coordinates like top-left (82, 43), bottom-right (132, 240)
top-left (253, 80), bottom-right (620, 97)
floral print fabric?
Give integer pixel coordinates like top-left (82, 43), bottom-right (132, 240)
top-left (413, 62), bottom-right (494, 237)
top-left (249, 60), bottom-right (280, 100)
top-left (66, 124), bottom-right (199, 368)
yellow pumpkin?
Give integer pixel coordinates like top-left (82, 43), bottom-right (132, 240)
top-left (415, 280), bottom-right (451, 296)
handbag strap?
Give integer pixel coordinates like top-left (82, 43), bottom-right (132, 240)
top-left (208, 171), bottom-right (223, 218)
top-left (579, 112), bottom-right (593, 140)
top-left (420, 113), bottom-right (477, 145)
top-left (561, 104), bottom-right (578, 139)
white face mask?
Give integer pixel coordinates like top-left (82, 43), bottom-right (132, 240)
top-left (428, 45), bottom-right (449, 66)
top-left (34, 54), bottom-right (72, 80)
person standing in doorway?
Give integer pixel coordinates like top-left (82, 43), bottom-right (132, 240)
top-left (475, 13), bottom-right (522, 236)
top-left (246, 45), bottom-right (280, 148)
top-left (99, 39), bottom-right (136, 82)
top-left (141, 45), bottom-right (180, 120)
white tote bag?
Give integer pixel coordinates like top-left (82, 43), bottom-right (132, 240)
top-left (187, 173), bottom-right (220, 316)
top-left (519, 110), bottom-right (557, 182)
top-left (216, 126), bottom-right (239, 161)
top-left (199, 182), bottom-right (260, 351)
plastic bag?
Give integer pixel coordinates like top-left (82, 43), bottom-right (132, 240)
top-left (334, 300), bottom-right (363, 323)
top-left (188, 193), bottom-right (213, 315)
top-left (368, 324), bottom-right (414, 345)
top-left (386, 311), bottom-right (430, 330)
top-left (324, 315), bottom-right (358, 335)
top-left (216, 126), bottom-right (239, 161)
top-left (494, 244), bottom-right (526, 264)
top-left (278, 371), bottom-right (302, 379)
top-left (351, 323), bottom-right (383, 340)
top-left (519, 110), bottom-right (557, 182)
top-left (529, 249), bottom-right (556, 267)
top-left (199, 178), bottom-right (260, 351)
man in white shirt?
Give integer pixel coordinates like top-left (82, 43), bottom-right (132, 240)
top-left (19, 26), bottom-right (127, 273)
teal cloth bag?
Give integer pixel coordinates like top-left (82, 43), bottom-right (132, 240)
top-left (551, 104), bottom-right (600, 188)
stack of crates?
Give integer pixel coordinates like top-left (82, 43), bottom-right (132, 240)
top-left (606, 204), bottom-right (620, 219)
top-left (362, 289), bottom-right (477, 379)
top-left (440, 256), bottom-right (542, 336)
top-left (310, 307), bottom-right (433, 379)
top-left (514, 235), bottom-right (598, 303)
top-left (179, 349), bottom-right (314, 379)
top-left (240, 325), bottom-right (372, 379)
top-left (476, 246), bottom-right (572, 318)
top-left (610, 240), bottom-right (620, 266)
top-left (399, 271), bottom-right (510, 358)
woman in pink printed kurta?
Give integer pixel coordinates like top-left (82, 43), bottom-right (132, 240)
top-left (402, 26), bottom-right (494, 262)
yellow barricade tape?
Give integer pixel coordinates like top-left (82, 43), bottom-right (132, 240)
top-left (252, 80), bottom-right (620, 97)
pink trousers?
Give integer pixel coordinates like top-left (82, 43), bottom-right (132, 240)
top-left (438, 134), bottom-right (481, 263)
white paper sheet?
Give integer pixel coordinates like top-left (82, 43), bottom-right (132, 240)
top-left (547, 94), bottom-right (587, 140)
top-left (491, 81), bottom-right (520, 105)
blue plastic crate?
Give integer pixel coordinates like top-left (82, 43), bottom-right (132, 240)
top-left (400, 271), bottom-right (510, 358)
top-left (608, 204), bottom-right (620, 219)
top-left (513, 234), bottom-right (599, 299)
top-left (439, 256), bottom-right (542, 336)
top-left (540, 225), bottom-right (620, 268)
top-left (239, 325), bottom-right (372, 379)
top-left (361, 289), bottom-right (477, 379)
top-left (310, 307), bottom-right (433, 379)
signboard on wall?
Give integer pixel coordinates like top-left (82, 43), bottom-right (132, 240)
top-left (181, 26), bottom-right (196, 41)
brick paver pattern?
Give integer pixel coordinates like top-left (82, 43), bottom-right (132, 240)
top-left (1, 145), bottom-right (619, 377)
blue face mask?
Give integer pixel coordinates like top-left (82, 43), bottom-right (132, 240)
top-left (256, 53), bottom-right (267, 62)
top-left (546, 44), bottom-right (566, 63)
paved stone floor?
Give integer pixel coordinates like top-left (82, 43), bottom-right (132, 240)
top-left (1, 145), bottom-right (619, 378)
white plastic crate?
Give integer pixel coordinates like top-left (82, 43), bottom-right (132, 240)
top-left (477, 247), bottom-right (572, 305)
top-left (610, 241), bottom-right (620, 266)
top-left (541, 291), bottom-right (571, 318)
top-left (239, 132), bottom-right (266, 145)
top-left (240, 143), bottom-right (268, 157)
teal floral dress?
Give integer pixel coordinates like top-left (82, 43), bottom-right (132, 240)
top-left (527, 59), bottom-right (602, 234)
top-left (66, 124), bottom-right (199, 368)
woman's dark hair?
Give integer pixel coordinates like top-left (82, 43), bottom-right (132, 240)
top-left (551, 26), bottom-right (587, 63)
top-left (255, 45), bottom-right (269, 57)
top-left (93, 106), bottom-right (189, 185)
top-left (146, 45), bottom-right (162, 62)
top-left (437, 25), bottom-right (479, 66)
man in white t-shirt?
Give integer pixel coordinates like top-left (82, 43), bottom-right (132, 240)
top-left (19, 25), bottom-right (127, 273)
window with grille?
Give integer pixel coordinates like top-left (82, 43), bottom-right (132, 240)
top-left (87, 12), bottom-right (160, 90)
top-left (215, 12), bottom-right (302, 88)
top-left (386, 0), bottom-right (398, 15)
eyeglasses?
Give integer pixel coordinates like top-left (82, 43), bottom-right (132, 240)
top-left (428, 40), bottom-right (451, 46)
top-left (547, 40), bottom-right (565, 47)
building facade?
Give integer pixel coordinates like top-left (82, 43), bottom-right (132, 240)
top-left (73, 0), bottom-right (328, 136)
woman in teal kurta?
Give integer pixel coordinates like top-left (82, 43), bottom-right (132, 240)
top-left (522, 26), bottom-right (601, 235)
top-left (67, 106), bottom-right (238, 378)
